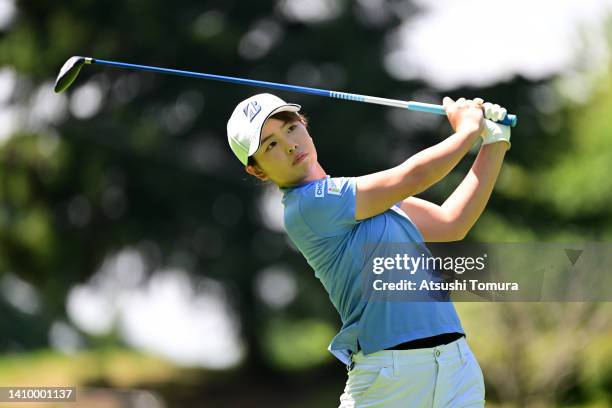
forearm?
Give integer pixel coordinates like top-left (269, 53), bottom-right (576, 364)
top-left (441, 142), bottom-right (507, 236)
top-left (400, 126), bottom-right (482, 195)
top-left (354, 97), bottom-right (486, 221)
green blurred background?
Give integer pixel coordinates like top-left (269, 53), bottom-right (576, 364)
top-left (0, 0), bottom-right (611, 407)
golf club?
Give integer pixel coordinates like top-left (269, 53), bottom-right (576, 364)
top-left (54, 56), bottom-right (518, 127)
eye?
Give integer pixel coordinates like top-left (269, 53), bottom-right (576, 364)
top-left (288, 125), bottom-right (296, 133)
top-left (265, 141), bottom-right (277, 151)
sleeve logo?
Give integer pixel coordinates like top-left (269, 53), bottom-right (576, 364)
top-left (327, 178), bottom-right (342, 195)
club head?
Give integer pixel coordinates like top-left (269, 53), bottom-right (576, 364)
top-left (54, 56), bottom-right (89, 93)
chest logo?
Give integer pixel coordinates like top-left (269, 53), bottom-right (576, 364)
top-left (315, 181), bottom-right (325, 197)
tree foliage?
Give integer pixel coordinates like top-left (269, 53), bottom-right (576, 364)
top-left (1, 1), bottom-right (611, 406)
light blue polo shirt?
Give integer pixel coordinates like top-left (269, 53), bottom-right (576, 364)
top-left (281, 176), bottom-right (464, 365)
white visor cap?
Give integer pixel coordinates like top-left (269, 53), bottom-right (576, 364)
top-left (227, 93), bottom-right (301, 166)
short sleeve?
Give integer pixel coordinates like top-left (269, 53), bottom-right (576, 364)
top-left (298, 177), bottom-right (358, 237)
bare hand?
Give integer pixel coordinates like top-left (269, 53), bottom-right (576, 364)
top-left (443, 97), bottom-right (485, 136)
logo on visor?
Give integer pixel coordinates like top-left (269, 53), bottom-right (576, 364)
top-left (243, 101), bottom-right (262, 122)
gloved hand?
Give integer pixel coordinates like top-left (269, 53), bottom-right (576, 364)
top-left (480, 102), bottom-right (511, 149)
top-left (483, 102), bottom-right (507, 122)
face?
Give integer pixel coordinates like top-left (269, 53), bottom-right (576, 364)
top-left (246, 117), bottom-right (318, 187)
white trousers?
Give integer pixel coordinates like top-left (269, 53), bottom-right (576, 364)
top-left (339, 337), bottom-right (485, 408)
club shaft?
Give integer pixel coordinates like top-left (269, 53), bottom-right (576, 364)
top-left (91, 58), bottom-right (517, 127)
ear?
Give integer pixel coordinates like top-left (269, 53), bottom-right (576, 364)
top-left (245, 164), bottom-right (269, 181)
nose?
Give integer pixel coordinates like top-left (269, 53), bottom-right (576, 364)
top-left (287, 142), bottom-right (298, 154)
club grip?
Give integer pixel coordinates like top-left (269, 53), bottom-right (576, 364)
top-left (494, 114), bottom-right (517, 127)
top-left (406, 102), bottom-right (518, 127)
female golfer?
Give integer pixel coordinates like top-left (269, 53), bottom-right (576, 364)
top-left (227, 93), bottom-right (510, 407)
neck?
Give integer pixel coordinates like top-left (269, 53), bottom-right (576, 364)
top-left (281, 161), bottom-right (327, 188)
top-left (303, 161), bottom-right (327, 184)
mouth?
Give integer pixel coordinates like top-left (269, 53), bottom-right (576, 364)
top-left (293, 152), bottom-right (308, 165)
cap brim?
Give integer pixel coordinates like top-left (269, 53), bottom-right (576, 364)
top-left (248, 103), bottom-right (301, 157)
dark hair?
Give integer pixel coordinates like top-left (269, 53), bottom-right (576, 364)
top-left (247, 110), bottom-right (308, 167)
top-left (269, 110), bottom-right (308, 128)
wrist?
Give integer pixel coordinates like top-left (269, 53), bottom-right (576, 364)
top-left (481, 140), bottom-right (509, 153)
top-left (480, 119), bottom-right (511, 150)
top-left (457, 125), bottom-right (483, 145)
top-left (482, 134), bottom-right (511, 150)
top-left (457, 123), bottom-right (482, 136)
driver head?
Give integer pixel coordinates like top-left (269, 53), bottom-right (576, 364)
top-left (54, 56), bottom-right (89, 93)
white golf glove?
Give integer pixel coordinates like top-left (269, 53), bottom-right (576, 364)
top-left (481, 102), bottom-right (511, 150)
top-left (483, 102), bottom-right (507, 122)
